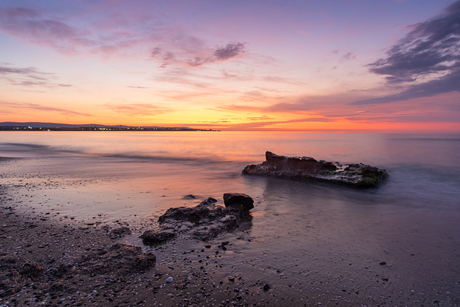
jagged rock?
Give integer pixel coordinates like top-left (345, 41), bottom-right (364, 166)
top-left (201, 197), bottom-right (217, 204)
top-left (242, 151), bottom-right (388, 188)
top-left (152, 194), bottom-right (254, 241)
top-left (140, 230), bottom-right (176, 244)
top-left (223, 193), bottom-right (254, 211)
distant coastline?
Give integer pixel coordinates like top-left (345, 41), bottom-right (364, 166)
top-left (0, 122), bottom-right (219, 132)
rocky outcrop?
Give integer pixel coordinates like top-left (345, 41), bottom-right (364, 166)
top-left (141, 194), bottom-right (254, 242)
top-left (242, 151), bottom-right (388, 188)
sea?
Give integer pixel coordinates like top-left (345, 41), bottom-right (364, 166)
top-left (1, 131), bottom-right (460, 305)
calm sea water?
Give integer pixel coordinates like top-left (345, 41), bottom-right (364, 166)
top-left (1, 131), bottom-right (460, 303)
top-left (1, 131), bottom-right (459, 218)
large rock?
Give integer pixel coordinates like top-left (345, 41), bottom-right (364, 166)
top-left (149, 194), bottom-right (254, 241)
top-left (242, 151), bottom-right (388, 188)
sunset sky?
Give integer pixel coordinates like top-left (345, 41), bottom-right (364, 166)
top-left (1, 0), bottom-right (459, 131)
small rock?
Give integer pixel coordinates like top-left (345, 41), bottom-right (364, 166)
top-left (200, 197), bottom-right (217, 205)
top-left (109, 226), bottom-right (132, 239)
top-left (165, 277), bottom-right (173, 283)
top-left (263, 283), bottom-right (271, 291)
top-left (140, 230), bottom-right (176, 244)
top-left (223, 193), bottom-right (254, 211)
top-left (379, 261), bottom-right (386, 266)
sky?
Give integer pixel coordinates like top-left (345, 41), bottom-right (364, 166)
top-left (0, 0), bottom-right (459, 132)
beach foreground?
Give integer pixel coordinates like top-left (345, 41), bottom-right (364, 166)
top-left (1, 187), bottom-right (285, 307)
top-left (2, 184), bottom-right (459, 307)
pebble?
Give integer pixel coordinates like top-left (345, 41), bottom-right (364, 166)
top-left (165, 277), bottom-right (174, 283)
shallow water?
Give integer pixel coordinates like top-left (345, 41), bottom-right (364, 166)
top-left (1, 131), bottom-right (460, 305)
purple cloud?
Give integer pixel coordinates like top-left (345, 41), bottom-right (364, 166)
top-left (340, 52), bottom-right (356, 62)
top-left (214, 43), bottom-right (245, 60)
top-left (1, 101), bottom-right (90, 116)
top-left (153, 42), bottom-right (246, 68)
top-left (0, 64), bottom-right (71, 88)
top-left (0, 6), bottom-right (83, 53)
top-left (353, 1), bottom-right (460, 105)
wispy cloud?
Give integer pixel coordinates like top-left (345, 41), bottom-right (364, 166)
top-left (1, 101), bottom-right (90, 116)
top-left (0, 6), bottom-right (85, 54)
top-left (105, 103), bottom-right (171, 116)
top-left (126, 86), bottom-right (150, 89)
top-left (352, 1), bottom-right (460, 105)
top-left (152, 42), bottom-right (246, 68)
top-left (0, 3), bottom-right (247, 66)
top-left (217, 101), bottom-right (314, 113)
top-left (0, 63), bottom-right (71, 88)
top-left (262, 76), bottom-right (307, 85)
top-left (340, 52), bottom-right (356, 62)
top-left (225, 117), bottom-right (333, 130)
top-left (246, 115), bottom-right (274, 121)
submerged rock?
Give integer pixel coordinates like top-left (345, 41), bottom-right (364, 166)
top-left (182, 194), bottom-right (197, 199)
top-left (242, 151), bottom-right (388, 188)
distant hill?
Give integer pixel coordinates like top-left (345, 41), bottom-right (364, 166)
top-left (0, 122), bottom-right (104, 128)
top-left (0, 122), bottom-right (167, 129)
top-left (0, 122), bottom-right (213, 131)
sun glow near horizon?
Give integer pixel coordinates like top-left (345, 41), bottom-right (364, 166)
top-left (1, 0), bottom-right (459, 132)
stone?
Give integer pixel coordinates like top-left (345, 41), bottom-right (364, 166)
top-left (223, 193), bottom-right (254, 211)
top-left (182, 194), bottom-right (196, 199)
top-left (139, 230), bottom-right (176, 244)
top-left (152, 195), bottom-right (254, 241)
top-left (200, 197), bottom-right (217, 205)
top-left (109, 226), bottom-right (132, 239)
top-left (77, 243), bottom-right (156, 274)
top-left (242, 151), bottom-right (388, 188)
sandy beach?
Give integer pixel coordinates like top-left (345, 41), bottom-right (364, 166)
top-left (2, 181), bottom-right (459, 307)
